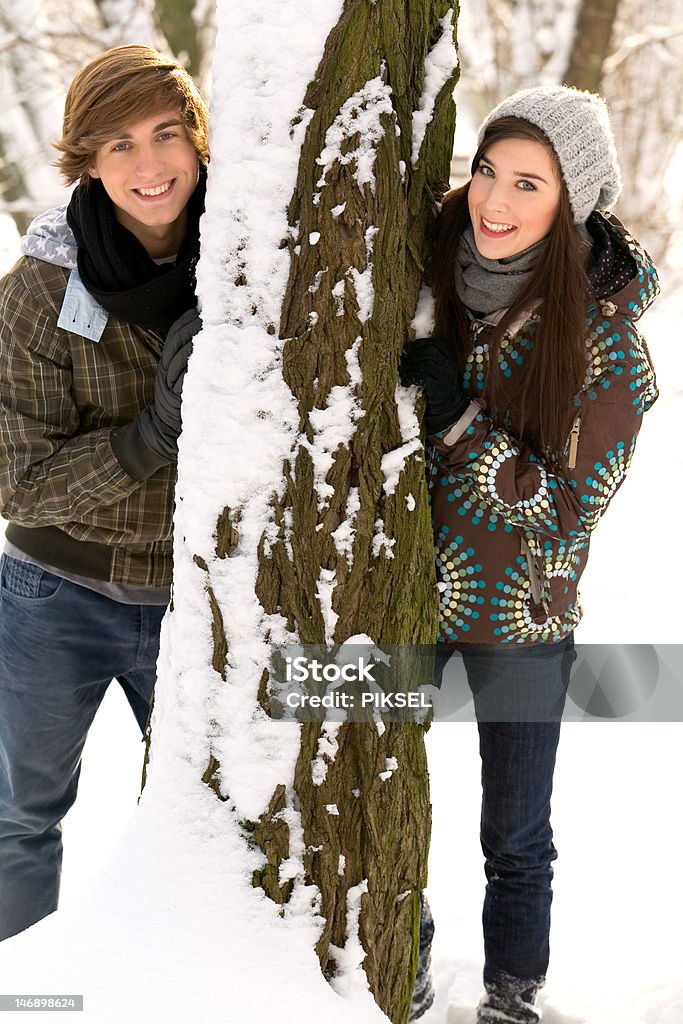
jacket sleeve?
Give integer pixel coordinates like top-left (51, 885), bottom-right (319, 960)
top-left (428, 314), bottom-right (657, 541)
top-left (0, 271), bottom-right (145, 527)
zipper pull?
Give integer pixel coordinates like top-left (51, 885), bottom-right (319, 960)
top-left (567, 415), bottom-right (582, 469)
top-left (520, 535), bottom-right (549, 619)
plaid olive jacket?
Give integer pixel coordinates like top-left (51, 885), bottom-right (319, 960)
top-left (0, 214), bottom-right (175, 587)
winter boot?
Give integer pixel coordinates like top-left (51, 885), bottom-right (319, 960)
top-left (409, 892), bottom-right (435, 1021)
top-left (476, 971), bottom-right (544, 1024)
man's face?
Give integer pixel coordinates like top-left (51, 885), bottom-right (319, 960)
top-left (89, 108), bottom-right (199, 255)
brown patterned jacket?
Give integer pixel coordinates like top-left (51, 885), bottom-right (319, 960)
top-left (427, 213), bottom-right (658, 645)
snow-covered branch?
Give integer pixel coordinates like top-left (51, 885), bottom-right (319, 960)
top-left (602, 23), bottom-right (683, 74)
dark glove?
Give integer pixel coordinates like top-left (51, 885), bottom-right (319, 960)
top-left (111, 309), bottom-right (202, 480)
top-left (398, 337), bottom-right (470, 434)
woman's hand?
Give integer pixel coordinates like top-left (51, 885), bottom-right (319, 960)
top-left (398, 337), bottom-right (470, 433)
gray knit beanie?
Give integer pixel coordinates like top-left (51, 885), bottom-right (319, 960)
top-left (477, 85), bottom-right (621, 224)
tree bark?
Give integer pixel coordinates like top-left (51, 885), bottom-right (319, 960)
top-left (196, 3), bottom-right (459, 1022)
top-left (153, 0), bottom-right (202, 78)
top-left (564, 0), bottom-right (621, 91)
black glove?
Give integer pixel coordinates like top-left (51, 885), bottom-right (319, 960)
top-left (111, 309), bottom-right (202, 480)
top-left (398, 337), bottom-right (470, 434)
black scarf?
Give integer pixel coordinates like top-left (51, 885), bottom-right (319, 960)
top-left (66, 165), bottom-right (206, 338)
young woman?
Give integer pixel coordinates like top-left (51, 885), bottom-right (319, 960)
top-left (400, 86), bottom-right (659, 1023)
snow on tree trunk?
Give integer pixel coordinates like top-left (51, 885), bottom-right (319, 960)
top-left (251, 8), bottom-right (458, 1018)
top-left (157, 2), bottom-right (458, 1022)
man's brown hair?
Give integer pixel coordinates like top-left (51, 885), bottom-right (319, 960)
top-left (53, 45), bottom-right (209, 185)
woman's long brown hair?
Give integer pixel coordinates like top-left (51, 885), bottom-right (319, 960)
top-left (431, 117), bottom-right (593, 464)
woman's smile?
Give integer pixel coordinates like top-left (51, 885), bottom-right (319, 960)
top-left (468, 137), bottom-right (561, 258)
top-left (479, 216), bottom-right (517, 238)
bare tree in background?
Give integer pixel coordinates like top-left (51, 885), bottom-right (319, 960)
top-left (153, 0), bottom-right (199, 79)
top-left (454, 0), bottom-right (683, 264)
top-left (564, 0), bottom-right (620, 91)
top-left (0, 0), bottom-right (68, 233)
top-left (600, 0), bottom-right (683, 262)
top-left (0, 0), bottom-right (215, 235)
top-left (454, 0), bottom-right (578, 134)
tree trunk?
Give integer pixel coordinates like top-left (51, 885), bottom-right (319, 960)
top-left (252, 5), bottom-right (457, 1020)
top-left (153, 0), bottom-right (202, 78)
top-left (563, 0), bottom-right (621, 91)
top-left (0, 134), bottom-right (32, 238)
top-left (184, 3), bottom-right (459, 1022)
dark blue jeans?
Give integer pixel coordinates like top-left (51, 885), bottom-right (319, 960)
top-left (428, 636), bottom-right (575, 988)
top-left (0, 554), bottom-right (166, 941)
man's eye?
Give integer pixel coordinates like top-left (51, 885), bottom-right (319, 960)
top-left (111, 143), bottom-right (130, 152)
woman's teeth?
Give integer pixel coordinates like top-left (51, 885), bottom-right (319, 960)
top-left (482, 217), bottom-right (515, 233)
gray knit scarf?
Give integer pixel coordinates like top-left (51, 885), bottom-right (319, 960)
top-left (454, 225), bottom-right (546, 316)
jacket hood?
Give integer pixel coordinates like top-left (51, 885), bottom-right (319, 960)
top-left (587, 212), bottom-right (659, 322)
top-left (20, 204), bottom-right (77, 270)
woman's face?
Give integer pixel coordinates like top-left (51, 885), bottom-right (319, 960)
top-left (467, 137), bottom-right (562, 259)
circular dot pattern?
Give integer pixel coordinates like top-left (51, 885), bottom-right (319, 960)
top-left (427, 212), bottom-right (658, 644)
top-left (435, 527), bottom-right (486, 642)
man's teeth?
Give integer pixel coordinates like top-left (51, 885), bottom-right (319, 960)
top-left (137, 181), bottom-right (172, 197)
top-left (482, 218), bottom-right (515, 233)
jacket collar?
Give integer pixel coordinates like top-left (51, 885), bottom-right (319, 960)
top-left (589, 212), bottom-right (659, 322)
top-left (22, 205), bottom-right (107, 341)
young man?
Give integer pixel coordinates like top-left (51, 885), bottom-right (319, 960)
top-left (0, 45), bottom-right (208, 941)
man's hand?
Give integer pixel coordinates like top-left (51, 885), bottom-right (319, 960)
top-left (111, 309), bottom-right (202, 480)
top-left (145, 308), bottom-right (202, 456)
top-left (399, 337), bottom-right (470, 434)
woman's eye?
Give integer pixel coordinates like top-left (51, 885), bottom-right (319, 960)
top-left (111, 142), bottom-right (130, 152)
top-left (517, 180), bottom-right (537, 192)
top-left (159, 131), bottom-right (177, 141)
top-left (478, 163), bottom-right (494, 177)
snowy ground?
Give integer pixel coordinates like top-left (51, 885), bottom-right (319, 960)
top-left (0, 229), bottom-right (682, 1020)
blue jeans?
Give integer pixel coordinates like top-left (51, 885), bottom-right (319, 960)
top-left (426, 636), bottom-right (575, 989)
top-left (0, 554), bottom-right (166, 941)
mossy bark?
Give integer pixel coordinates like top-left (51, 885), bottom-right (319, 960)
top-left (206, 4), bottom-right (458, 1022)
